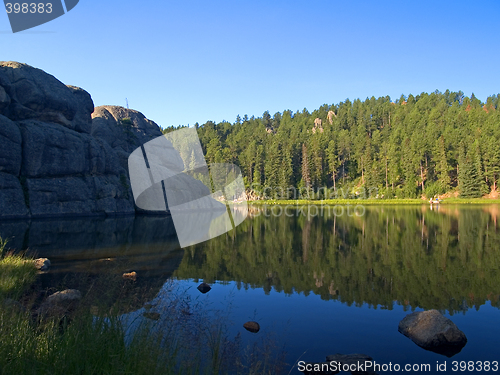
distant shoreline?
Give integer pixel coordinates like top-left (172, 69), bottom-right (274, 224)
top-left (248, 198), bottom-right (500, 205)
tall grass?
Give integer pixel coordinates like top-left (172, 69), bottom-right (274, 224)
top-left (0, 309), bottom-right (178, 375)
top-left (0, 236), bottom-right (287, 375)
top-left (0, 239), bottom-right (37, 300)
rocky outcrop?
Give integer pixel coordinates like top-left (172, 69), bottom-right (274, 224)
top-left (91, 105), bottom-right (163, 172)
top-left (0, 62), bottom-right (194, 219)
top-left (327, 110), bottom-right (336, 125)
top-left (398, 309), bottom-right (467, 357)
top-left (0, 62), bottom-right (136, 218)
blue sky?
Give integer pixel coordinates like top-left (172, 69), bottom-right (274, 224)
top-left (2, 0), bottom-right (499, 128)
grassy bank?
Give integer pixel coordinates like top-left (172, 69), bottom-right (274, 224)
top-left (0, 254), bottom-right (37, 300)
top-left (248, 198), bottom-right (500, 205)
top-left (0, 238), bottom-right (285, 375)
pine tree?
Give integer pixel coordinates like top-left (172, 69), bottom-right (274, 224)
top-left (435, 135), bottom-right (450, 193)
top-left (460, 142), bottom-right (485, 198)
top-left (301, 143), bottom-right (311, 189)
top-left (458, 142), bottom-right (467, 194)
top-left (327, 140), bottom-right (339, 191)
top-left (473, 140), bottom-right (488, 196)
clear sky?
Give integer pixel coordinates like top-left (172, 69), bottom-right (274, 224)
top-left (2, 0), bottom-right (499, 128)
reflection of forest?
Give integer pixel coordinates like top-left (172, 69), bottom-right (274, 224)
top-left (174, 205), bottom-right (500, 314)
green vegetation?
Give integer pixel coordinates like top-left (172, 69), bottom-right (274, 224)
top-left (0, 312), bottom-right (171, 375)
top-left (250, 199), bottom-right (428, 205)
top-left (0, 239), bottom-right (37, 300)
top-left (166, 91), bottom-right (500, 199)
top-left (0, 237), bottom-right (286, 375)
top-left (175, 205), bottom-right (500, 314)
top-left (249, 198), bottom-right (500, 205)
top-left (120, 117), bottom-right (133, 126)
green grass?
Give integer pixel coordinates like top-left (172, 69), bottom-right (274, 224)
top-left (248, 198), bottom-right (500, 205)
top-left (0, 239), bottom-right (37, 300)
top-left (437, 198), bottom-right (500, 204)
top-left (250, 198), bottom-right (425, 205)
top-left (0, 237), bottom-right (287, 375)
top-left (0, 292), bottom-right (284, 375)
top-left (0, 309), bottom-right (178, 375)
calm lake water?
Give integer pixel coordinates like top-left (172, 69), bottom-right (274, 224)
top-left (1, 204), bottom-right (500, 373)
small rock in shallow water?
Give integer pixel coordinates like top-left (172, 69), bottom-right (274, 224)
top-left (197, 282), bottom-right (211, 293)
top-left (34, 258), bottom-right (51, 271)
top-left (243, 321), bottom-right (260, 333)
top-left (122, 271), bottom-right (137, 281)
top-left (45, 289), bottom-right (81, 304)
top-left (398, 309), bottom-right (467, 357)
top-left (37, 289), bottom-right (82, 318)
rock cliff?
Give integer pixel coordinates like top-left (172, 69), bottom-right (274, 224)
top-left (0, 61), bottom-right (183, 219)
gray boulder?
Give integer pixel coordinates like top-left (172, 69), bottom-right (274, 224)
top-left (0, 115), bottom-right (22, 175)
top-left (26, 175), bottom-right (133, 217)
top-left (0, 87), bottom-right (11, 117)
top-left (0, 61), bottom-right (79, 128)
top-left (91, 105), bottom-right (163, 172)
top-left (67, 85), bottom-right (94, 134)
top-left (0, 61), bottom-right (216, 219)
top-left (0, 172), bottom-right (29, 218)
top-left (398, 309), bottom-right (467, 357)
top-left (19, 119), bottom-right (124, 178)
top-left (37, 289), bottom-right (82, 318)
top-left (0, 62), bottom-right (136, 218)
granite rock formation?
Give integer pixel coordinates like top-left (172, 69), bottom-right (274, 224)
top-left (0, 61), bottom-right (204, 219)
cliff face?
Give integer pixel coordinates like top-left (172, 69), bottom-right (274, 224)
top-left (0, 62), bottom-right (164, 219)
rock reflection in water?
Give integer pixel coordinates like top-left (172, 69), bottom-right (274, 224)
top-left (0, 215), bottom-right (185, 313)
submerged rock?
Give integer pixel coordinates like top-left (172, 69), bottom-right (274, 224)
top-left (243, 321), bottom-right (260, 333)
top-left (398, 309), bottom-right (467, 357)
top-left (197, 282), bottom-right (211, 293)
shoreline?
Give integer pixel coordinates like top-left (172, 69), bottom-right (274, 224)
top-left (248, 198), bottom-right (500, 205)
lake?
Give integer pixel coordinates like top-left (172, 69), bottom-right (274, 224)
top-left (1, 204), bottom-right (499, 374)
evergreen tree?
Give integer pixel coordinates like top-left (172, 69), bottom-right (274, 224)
top-left (435, 135), bottom-right (450, 193)
top-left (327, 140), bottom-right (339, 191)
top-left (301, 143), bottom-right (311, 189)
top-left (189, 89), bottom-right (500, 199)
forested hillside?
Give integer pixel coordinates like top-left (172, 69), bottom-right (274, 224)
top-left (164, 90), bottom-right (500, 199)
